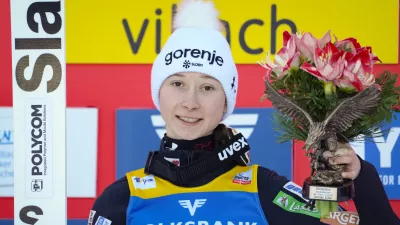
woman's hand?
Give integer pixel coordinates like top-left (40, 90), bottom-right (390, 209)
top-left (323, 142), bottom-right (361, 180)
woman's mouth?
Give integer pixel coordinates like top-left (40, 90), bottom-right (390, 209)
top-left (177, 116), bottom-right (202, 124)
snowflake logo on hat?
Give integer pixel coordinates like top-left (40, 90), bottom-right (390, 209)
top-left (183, 60), bottom-right (191, 69)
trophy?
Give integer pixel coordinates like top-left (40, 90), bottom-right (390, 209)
top-left (258, 30), bottom-right (399, 215)
top-left (263, 76), bottom-right (381, 208)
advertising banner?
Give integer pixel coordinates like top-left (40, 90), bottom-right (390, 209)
top-left (10, 0), bottom-right (66, 223)
top-left (66, 0), bottom-right (398, 64)
top-left (350, 115), bottom-right (400, 199)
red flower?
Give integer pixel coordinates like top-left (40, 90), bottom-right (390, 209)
top-left (294, 30), bottom-right (332, 61)
top-left (300, 43), bottom-right (346, 83)
top-left (337, 49), bottom-right (377, 91)
top-left (259, 31), bottom-right (300, 80)
top-left (335, 37), bottom-right (361, 54)
top-left (335, 35), bottom-right (382, 70)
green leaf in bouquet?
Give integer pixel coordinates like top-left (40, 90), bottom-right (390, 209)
top-left (271, 112), bottom-right (308, 143)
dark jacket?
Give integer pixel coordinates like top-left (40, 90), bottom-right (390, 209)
top-left (89, 153), bottom-right (399, 225)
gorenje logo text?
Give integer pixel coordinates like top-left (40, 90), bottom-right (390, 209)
top-left (218, 137), bottom-right (249, 161)
top-left (165, 49), bottom-right (224, 66)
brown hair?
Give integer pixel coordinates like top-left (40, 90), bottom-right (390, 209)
top-left (212, 123), bottom-right (233, 149)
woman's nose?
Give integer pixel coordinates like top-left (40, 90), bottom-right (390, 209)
top-left (181, 89), bottom-right (200, 111)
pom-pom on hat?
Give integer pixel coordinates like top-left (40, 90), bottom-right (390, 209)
top-left (151, 0), bottom-right (238, 121)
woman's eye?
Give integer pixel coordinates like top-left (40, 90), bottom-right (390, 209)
top-left (172, 82), bottom-right (183, 87)
top-left (203, 85), bottom-right (214, 91)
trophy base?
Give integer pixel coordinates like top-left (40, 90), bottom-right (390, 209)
top-left (302, 177), bottom-right (355, 202)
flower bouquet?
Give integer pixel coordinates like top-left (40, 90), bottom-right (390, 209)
top-left (259, 30), bottom-right (400, 218)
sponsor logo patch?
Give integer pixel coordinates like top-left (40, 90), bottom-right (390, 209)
top-left (132, 175), bottom-right (156, 190)
top-left (273, 191), bottom-right (320, 218)
top-left (232, 168), bottom-right (253, 185)
top-left (179, 199), bottom-right (207, 216)
top-left (88, 210), bottom-right (96, 225)
top-left (218, 136), bottom-right (249, 161)
top-left (283, 181), bottom-right (308, 202)
top-left (165, 48), bottom-right (224, 67)
top-left (320, 211), bottom-right (360, 225)
top-left (95, 216), bottom-right (112, 225)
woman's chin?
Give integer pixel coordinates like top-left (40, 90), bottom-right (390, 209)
top-left (173, 129), bottom-right (209, 141)
top-left (178, 133), bottom-right (203, 141)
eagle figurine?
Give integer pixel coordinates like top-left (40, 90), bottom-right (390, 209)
top-left (264, 75), bottom-right (381, 185)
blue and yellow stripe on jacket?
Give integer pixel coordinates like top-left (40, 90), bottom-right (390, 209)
top-left (126, 164), bottom-right (269, 225)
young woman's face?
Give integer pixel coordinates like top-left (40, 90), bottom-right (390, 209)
top-left (159, 72), bottom-right (226, 140)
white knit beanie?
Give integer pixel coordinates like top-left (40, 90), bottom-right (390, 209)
top-left (151, 0), bottom-right (238, 121)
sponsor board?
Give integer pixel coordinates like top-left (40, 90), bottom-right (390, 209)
top-left (350, 115), bottom-right (400, 199)
top-left (0, 109), bottom-right (14, 196)
top-left (11, 0), bottom-right (66, 224)
top-left (66, 0), bottom-right (398, 64)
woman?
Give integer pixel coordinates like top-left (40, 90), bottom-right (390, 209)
top-left (88, 0), bottom-right (400, 224)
